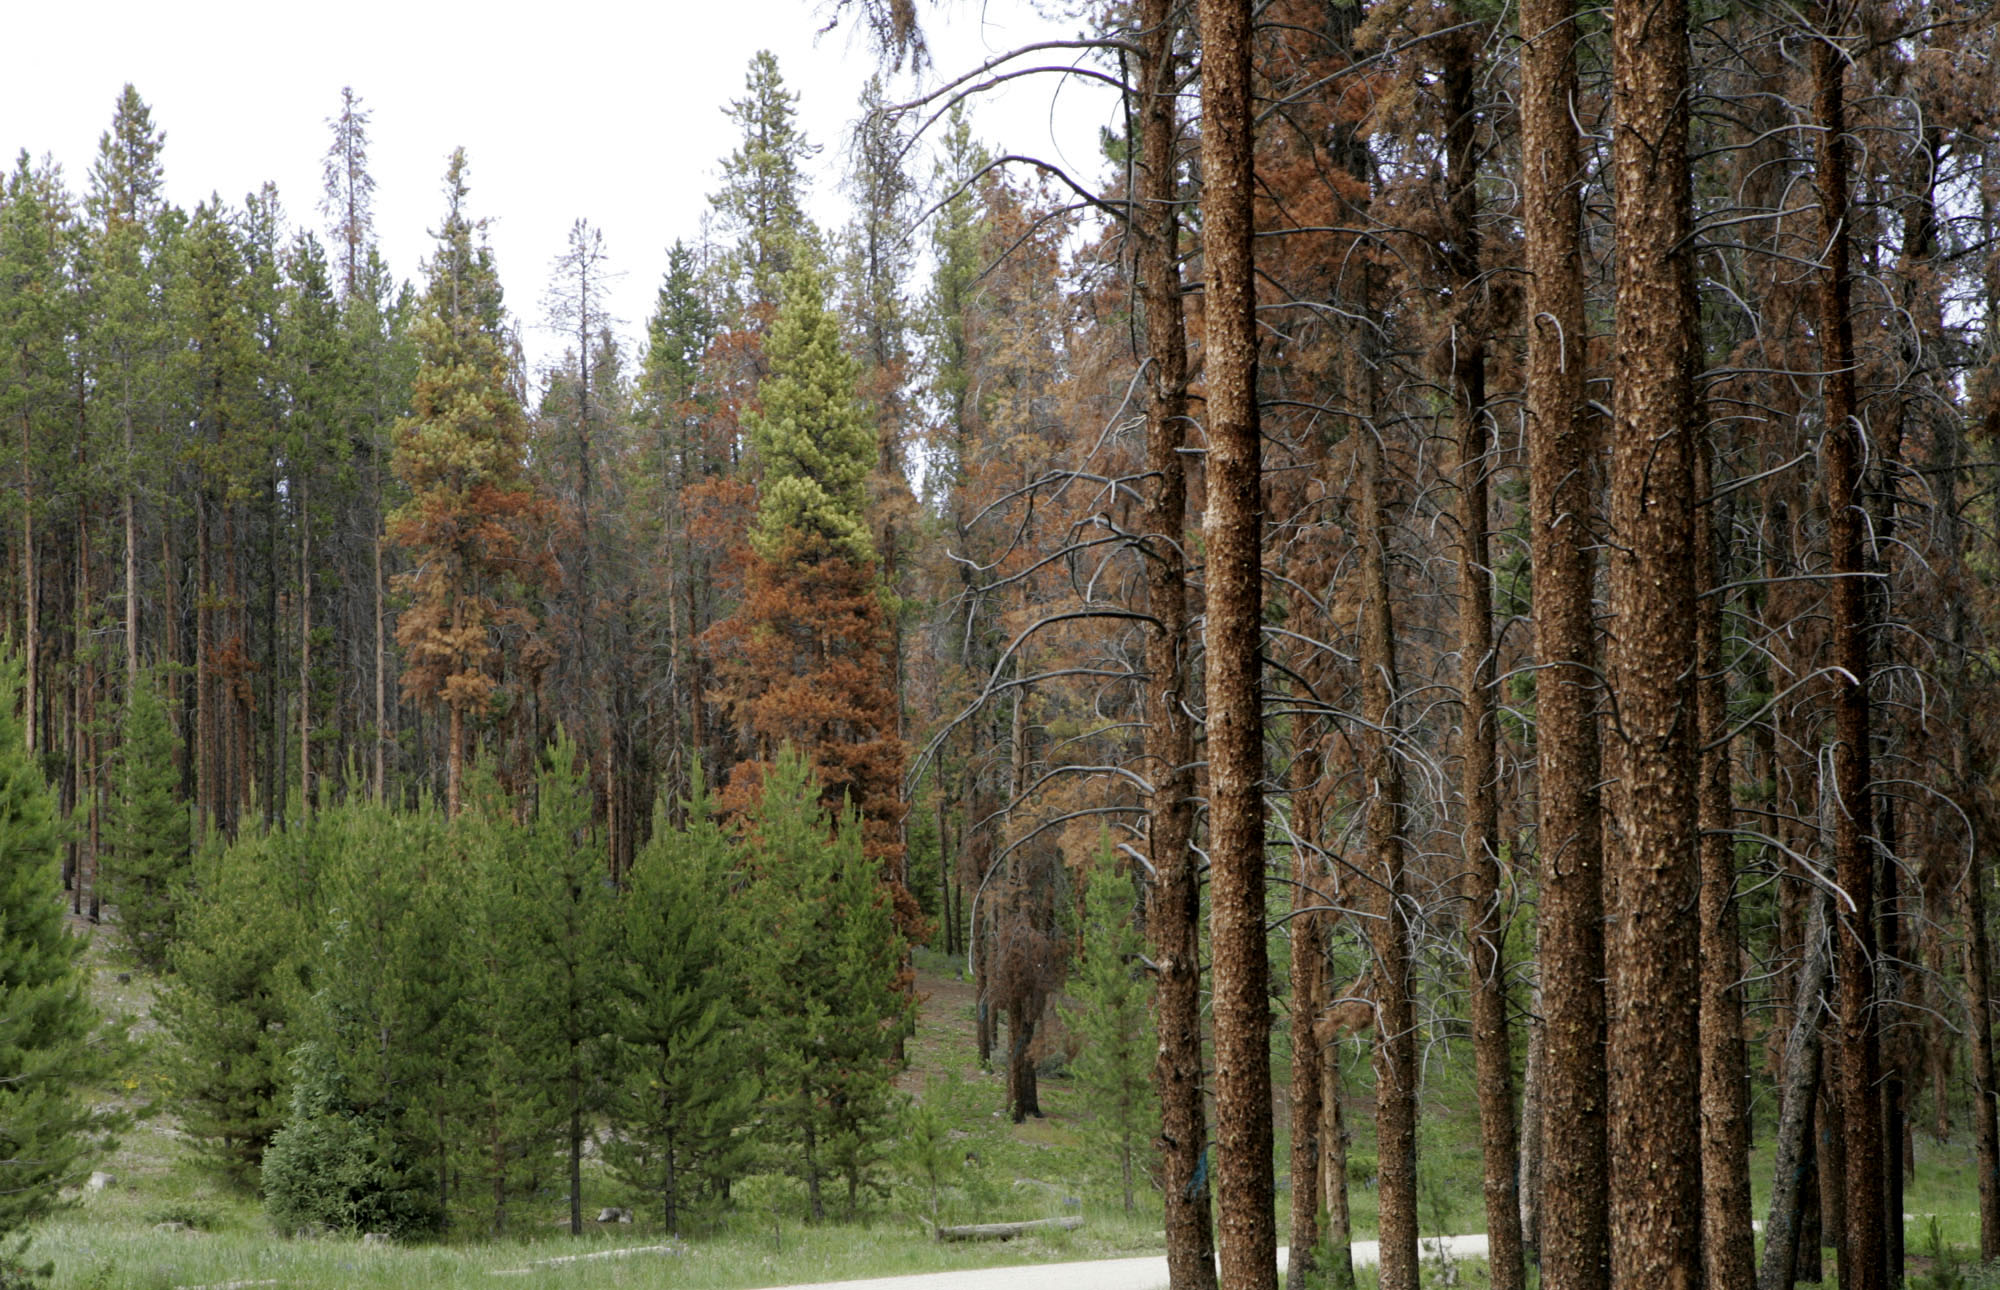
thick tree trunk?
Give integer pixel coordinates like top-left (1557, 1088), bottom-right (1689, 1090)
top-left (1521, 0), bottom-right (1608, 1285)
top-left (1811, 17), bottom-right (1885, 1289)
top-left (1133, 4), bottom-right (1215, 1281)
top-left (1761, 887), bottom-right (1834, 1290)
top-left (1605, 0), bottom-right (1703, 1287)
top-left (1194, 0), bottom-right (1274, 1284)
top-left (1696, 442), bottom-right (1755, 1290)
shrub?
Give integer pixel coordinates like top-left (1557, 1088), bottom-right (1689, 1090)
top-left (261, 1045), bottom-right (438, 1240)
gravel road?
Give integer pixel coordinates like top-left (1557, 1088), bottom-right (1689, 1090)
top-left (749, 1236), bottom-right (1492, 1290)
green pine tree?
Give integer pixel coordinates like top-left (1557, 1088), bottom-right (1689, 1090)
top-left (102, 665), bottom-right (188, 967)
top-left (1058, 836), bottom-right (1159, 1212)
top-left (268, 797), bottom-right (457, 1236)
top-left (0, 654), bottom-right (125, 1242)
top-left (459, 740), bottom-right (610, 1236)
top-left (739, 748), bottom-right (909, 1221)
top-left (157, 825), bottom-right (312, 1185)
top-left (710, 50), bottom-right (818, 312)
top-left (606, 767), bottom-right (754, 1232)
top-left (747, 254), bottom-right (876, 566)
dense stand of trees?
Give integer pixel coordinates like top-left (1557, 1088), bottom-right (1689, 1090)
top-left (4, 0), bottom-right (2000, 1283)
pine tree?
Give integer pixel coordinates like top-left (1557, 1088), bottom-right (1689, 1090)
top-left (460, 738), bottom-right (611, 1235)
top-left (319, 87), bottom-right (375, 300)
top-left (388, 149), bottom-right (549, 817)
top-left (746, 255), bottom-right (875, 566)
top-left (738, 748), bottom-right (909, 1221)
top-left (0, 655), bottom-right (124, 1239)
top-left (710, 51), bottom-right (818, 313)
top-left (711, 254), bottom-right (911, 935)
top-left (606, 769), bottom-right (753, 1232)
top-left (102, 665), bottom-right (187, 967)
top-left (1059, 838), bottom-right (1159, 1213)
top-left (157, 825), bottom-right (310, 1185)
top-left (273, 798), bottom-right (457, 1236)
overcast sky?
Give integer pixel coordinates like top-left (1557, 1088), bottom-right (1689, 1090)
top-left (2, 0), bottom-right (1117, 374)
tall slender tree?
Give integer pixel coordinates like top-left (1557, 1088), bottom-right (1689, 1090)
top-left (1194, 0), bottom-right (1276, 1285)
top-left (1604, 0), bottom-right (1703, 1284)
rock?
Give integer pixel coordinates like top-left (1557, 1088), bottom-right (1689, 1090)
top-left (361, 1232), bottom-right (391, 1245)
top-left (595, 1206), bottom-right (632, 1224)
top-left (86, 1171), bottom-right (116, 1191)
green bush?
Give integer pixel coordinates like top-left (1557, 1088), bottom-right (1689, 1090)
top-left (260, 1045), bottom-right (438, 1240)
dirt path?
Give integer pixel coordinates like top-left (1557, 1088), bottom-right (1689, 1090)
top-left (746, 1236), bottom-right (1493, 1290)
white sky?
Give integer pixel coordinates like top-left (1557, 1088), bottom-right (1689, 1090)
top-left (2, 0), bottom-right (1118, 376)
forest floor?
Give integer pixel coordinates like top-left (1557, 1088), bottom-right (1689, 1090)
top-left (28, 917), bottom-right (2000, 1289)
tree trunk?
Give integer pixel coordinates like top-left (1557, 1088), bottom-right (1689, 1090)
top-left (1521, 0), bottom-right (1608, 1281)
top-left (300, 482), bottom-right (313, 811)
top-left (1287, 722), bottom-right (1326, 1289)
top-left (569, 1067), bottom-right (583, 1236)
top-left (1761, 887), bottom-right (1833, 1290)
top-left (196, 490), bottom-right (214, 842)
top-left (1606, 0), bottom-right (1703, 1285)
top-left (1967, 828), bottom-right (1999, 1259)
top-left (1811, 15), bottom-right (1885, 1288)
top-left (1352, 274), bottom-right (1418, 1290)
top-left (1134, 2), bottom-right (1214, 1285)
top-left (1195, 0), bottom-right (1274, 1283)
top-left (1696, 441), bottom-right (1755, 1290)
top-left (1440, 21), bottom-right (1521, 1280)
top-left (1518, 976), bottom-right (1545, 1262)
top-left (374, 529), bottom-right (387, 800)
top-left (21, 416), bottom-right (37, 757)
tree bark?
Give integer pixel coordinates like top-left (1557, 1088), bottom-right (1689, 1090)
top-left (1968, 825), bottom-right (2000, 1259)
top-left (1194, 0), bottom-right (1274, 1283)
top-left (1288, 726), bottom-right (1326, 1290)
top-left (1134, 4), bottom-right (1216, 1282)
top-left (1811, 14), bottom-right (1885, 1288)
top-left (1354, 272), bottom-right (1417, 1290)
top-left (1696, 441), bottom-right (1755, 1290)
top-left (1439, 21), bottom-right (1521, 1285)
top-left (21, 416), bottom-right (37, 756)
top-left (1521, 0), bottom-right (1608, 1284)
top-left (1761, 887), bottom-right (1834, 1290)
top-left (1606, 0), bottom-right (1703, 1285)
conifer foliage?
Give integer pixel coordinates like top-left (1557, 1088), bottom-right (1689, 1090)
top-left (0, 658), bottom-right (124, 1238)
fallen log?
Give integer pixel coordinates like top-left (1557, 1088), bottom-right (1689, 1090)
top-left (491, 1242), bottom-right (685, 1275)
top-left (934, 1216), bottom-right (1083, 1242)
